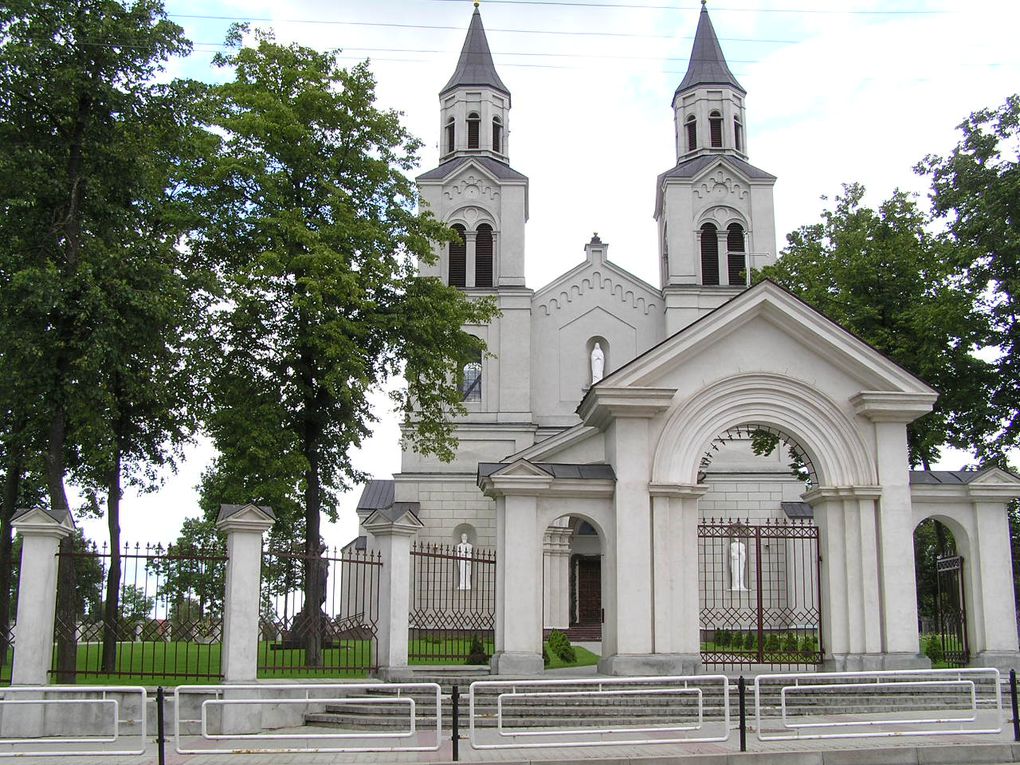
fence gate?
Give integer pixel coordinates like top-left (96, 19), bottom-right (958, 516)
top-left (699, 519), bottom-right (822, 669)
top-left (935, 555), bottom-right (968, 667)
top-left (409, 542), bottom-right (495, 662)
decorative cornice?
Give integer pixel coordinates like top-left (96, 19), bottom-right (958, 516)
top-left (578, 386), bottom-right (677, 430)
top-left (11, 507), bottom-right (74, 539)
top-left (648, 483), bottom-right (709, 499)
top-left (216, 503), bottom-right (275, 534)
top-left (803, 486), bottom-right (883, 505)
top-left (850, 391), bottom-right (937, 423)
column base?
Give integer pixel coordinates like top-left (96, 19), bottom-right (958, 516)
top-left (218, 686), bottom-right (264, 736)
top-left (823, 652), bottom-right (931, 672)
top-left (971, 651), bottom-right (1020, 674)
top-left (598, 653), bottom-right (702, 676)
top-left (377, 665), bottom-right (415, 682)
top-left (490, 651), bottom-right (544, 675)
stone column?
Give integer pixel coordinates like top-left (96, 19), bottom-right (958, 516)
top-left (362, 505), bottom-right (423, 680)
top-left (2, 508), bottom-right (73, 738)
top-left (10, 508), bottom-right (74, 686)
top-left (543, 526), bottom-right (572, 630)
top-left (216, 504), bottom-right (274, 736)
top-left (851, 391), bottom-right (935, 669)
top-left (968, 486), bottom-right (1020, 671)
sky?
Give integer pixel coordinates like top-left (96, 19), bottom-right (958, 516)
top-left (76, 0), bottom-right (1020, 550)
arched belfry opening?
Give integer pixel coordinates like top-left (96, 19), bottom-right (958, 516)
top-left (695, 423), bottom-right (822, 670)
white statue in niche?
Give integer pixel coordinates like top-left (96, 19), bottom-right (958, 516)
top-left (729, 539), bottom-right (747, 591)
top-left (590, 343), bottom-right (605, 384)
top-left (455, 533), bottom-right (473, 590)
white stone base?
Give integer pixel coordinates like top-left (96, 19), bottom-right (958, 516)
top-left (598, 653), bottom-right (702, 676)
top-left (490, 651), bottom-right (544, 675)
top-left (377, 665), bottom-right (416, 682)
top-left (823, 652), bottom-right (931, 672)
top-left (971, 651), bottom-right (1020, 674)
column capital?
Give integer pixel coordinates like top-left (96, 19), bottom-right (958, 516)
top-left (648, 483), bottom-right (708, 499)
top-left (804, 486), bottom-right (882, 505)
top-left (578, 386), bottom-right (676, 429)
top-left (12, 507), bottom-right (74, 539)
top-left (216, 503), bottom-right (275, 535)
top-left (850, 391), bottom-right (936, 423)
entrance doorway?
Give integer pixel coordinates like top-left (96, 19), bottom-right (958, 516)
top-left (572, 555), bottom-right (602, 627)
top-left (543, 516), bottom-right (603, 641)
top-left (914, 518), bottom-right (968, 667)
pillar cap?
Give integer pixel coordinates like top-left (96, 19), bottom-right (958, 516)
top-left (850, 391), bottom-right (937, 422)
top-left (12, 507), bottom-right (74, 538)
top-left (363, 503), bottom-right (424, 536)
top-left (216, 503), bottom-right (275, 533)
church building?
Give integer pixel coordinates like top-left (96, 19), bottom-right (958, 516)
top-left (357, 2), bottom-right (1020, 676)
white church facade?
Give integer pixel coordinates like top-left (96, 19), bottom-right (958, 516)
top-left (356, 2), bottom-right (1020, 676)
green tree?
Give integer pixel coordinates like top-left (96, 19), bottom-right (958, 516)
top-left (0, 0), bottom-right (210, 674)
top-left (758, 183), bottom-right (996, 467)
top-left (189, 29), bottom-right (496, 665)
top-left (917, 94), bottom-right (1020, 457)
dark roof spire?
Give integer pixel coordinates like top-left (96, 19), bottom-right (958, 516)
top-left (440, 6), bottom-right (510, 99)
top-left (676, 2), bottom-right (745, 96)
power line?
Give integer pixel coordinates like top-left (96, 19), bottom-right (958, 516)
top-left (432, 0), bottom-right (952, 13)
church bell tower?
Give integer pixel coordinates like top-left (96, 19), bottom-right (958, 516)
top-left (656, 1), bottom-right (778, 335)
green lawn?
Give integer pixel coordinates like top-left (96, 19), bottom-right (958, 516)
top-left (545, 643), bottom-right (600, 669)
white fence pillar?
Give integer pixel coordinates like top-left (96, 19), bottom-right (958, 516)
top-left (215, 503), bottom-right (274, 735)
top-left (363, 505), bottom-right (423, 680)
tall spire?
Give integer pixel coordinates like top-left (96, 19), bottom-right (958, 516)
top-left (675, 2), bottom-right (745, 96)
top-left (441, 6), bottom-right (510, 99)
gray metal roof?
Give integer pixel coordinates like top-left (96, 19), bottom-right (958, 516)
top-left (440, 7), bottom-right (510, 99)
top-left (357, 479), bottom-right (395, 511)
top-left (675, 3), bottom-right (745, 96)
top-left (417, 155), bottom-right (528, 182)
top-left (781, 501), bottom-right (814, 519)
top-left (478, 462), bottom-right (616, 480)
top-left (659, 155), bottom-right (776, 182)
top-left (217, 503), bottom-right (275, 521)
top-left (369, 502), bottom-right (422, 524)
top-left (11, 506), bottom-right (73, 525)
top-left (910, 470), bottom-right (984, 485)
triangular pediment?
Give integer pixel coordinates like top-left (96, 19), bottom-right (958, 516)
top-left (596, 280), bottom-right (935, 396)
top-left (968, 467), bottom-right (1020, 485)
top-left (482, 459), bottom-right (553, 479)
top-left (217, 503), bottom-right (275, 525)
top-left (363, 502), bottom-right (424, 530)
top-left (533, 249), bottom-right (661, 318)
top-left (507, 425), bottom-right (603, 464)
top-left (11, 506), bottom-right (74, 530)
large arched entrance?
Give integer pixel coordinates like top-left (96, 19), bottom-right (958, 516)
top-left (913, 516), bottom-right (968, 667)
top-left (543, 515), bottom-right (604, 642)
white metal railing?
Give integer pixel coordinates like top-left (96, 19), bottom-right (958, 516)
top-left (468, 675), bottom-right (730, 749)
top-left (173, 682), bottom-right (442, 754)
top-left (0, 685), bottom-right (147, 757)
top-left (754, 668), bottom-right (1002, 741)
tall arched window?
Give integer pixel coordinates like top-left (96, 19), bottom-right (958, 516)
top-left (449, 224), bottom-right (466, 287)
top-left (685, 115), bottom-right (697, 152)
top-left (475, 224), bottom-right (494, 287)
top-left (734, 118), bottom-right (743, 152)
top-left (445, 117), bottom-right (455, 154)
top-left (462, 350), bottom-right (482, 402)
top-left (709, 110), bottom-right (723, 148)
top-left (727, 222), bottom-right (746, 286)
top-left (467, 112), bottom-right (480, 149)
top-left (700, 223), bottom-right (719, 285)
top-left (492, 116), bottom-right (503, 153)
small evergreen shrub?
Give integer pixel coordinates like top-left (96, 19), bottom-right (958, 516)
top-left (543, 646), bottom-right (550, 667)
top-left (744, 631), bottom-right (757, 650)
top-left (799, 634), bottom-right (818, 654)
top-left (782, 632), bottom-right (799, 652)
top-left (465, 634), bottom-right (489, 665)
top-left (547, 629), bottom-right (577, 663)
top-left (715, 629), bottom-right (731, 647)
top-left (764, 633), bottom-right (780, 652)
top-left (923, 635), bottom-right (945, 665)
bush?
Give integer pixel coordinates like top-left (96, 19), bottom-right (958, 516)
top-left (782, 632), bottom-right (799, 652)
top-left (923, 635), bottom-right (945, 665)
top-left (799, 634), bottom-right (818, 654)
top-left (744, 631), bottom-right (757, 650)
top-left (764, 633), bottom-right (780, 652)
top-left (715, 629), bottom-right (731, 647)
top-left (543, 646), bottom-right (550, 667)
top-left (465, 634), bottom-right (490, 665)
top-left (547, 630), bottom-right (577, 663)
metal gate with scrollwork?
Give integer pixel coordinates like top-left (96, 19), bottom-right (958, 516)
top-left (699, 518), bottom-right (822, 669)
top-left (935, 555), bottom-right (968, 667)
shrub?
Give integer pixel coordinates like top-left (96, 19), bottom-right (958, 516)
top-left (715, 629), bottom-right (731, 647)
top-left (782, 632), bottom-right (799, 652)
top-left (799, 634), bottom-right (818, 654)
top-left (764, 633), bottom-right (780, 652)
top-left (543, 646), bottom-right (550, 667)
top-left (465, 634), bottom-right (489, 665)
top-left (744, 632), bottom-right (757, 650)
top-left (547, 629), bottom-right (576, 663)
top-left (923, 635), bottom-right (945, 665)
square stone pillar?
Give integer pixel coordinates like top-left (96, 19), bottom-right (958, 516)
top-left (968, 488), bottom-right (1020, 671)
top-left (216, 503), bottom-right (274, 736)
top-left (9, 508), bottom-right (74, 686)
top-left (3, 508), bottom-right (74, 738)
top-left (362, 504), bottom-right (423, 680)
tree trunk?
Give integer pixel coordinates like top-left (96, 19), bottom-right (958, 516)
top-left (101, 450), bottom-right (122, 673)
top-left (304, 444), bottom-right (323, 668)
top-left (0, 454), bottom-right (22, 668)
top-left (46, 412), bottom-right (77, 683)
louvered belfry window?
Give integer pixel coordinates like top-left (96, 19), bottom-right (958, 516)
top-left (492, 117), bottom-right (503, 153)
top-left (475, 224), bottom-right (494, 287)
top-left (701, 223), bottom-right (720, 285)
top-left (727, 223), bottom-right (746, 285)
top-left (445, 118), bottom-right (455, 154)
top-left (467, 112), bottom-right (480, 149)
top-left (734, 118), bottom-right (743, 152)
top-left (710, 111), bottom-right (723, 148)
top-left (449, 224), bottom-right (467, 287)
top-left (686, 116), bottom-right (697, 152)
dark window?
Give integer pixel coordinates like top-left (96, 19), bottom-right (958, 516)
top-left (445, 118), bottom-right (455, 153)
top-left (449, 224), bottom-right (466, 287)
top-left (734, 118), bottom-right (743, 152)
top-left (709, 111), bottom-right (722, 148)
top-left (701, 223), bottom-right (719, 285)
top-left (462, 351), bottom-right (482, 402)
top-left (685, 116), bottom-right (697, 152)
top-left (727, 223), bottom-right (746, 285)
top-left (475, 224), bottom-right (494, 287)
top-left (492, 117), bottom-right (502, 153)
top-left (467, 112), bottom-right (480, 149)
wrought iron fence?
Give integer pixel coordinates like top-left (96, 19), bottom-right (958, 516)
top-left (927, 555), bottom-right (968, 668)
top-left (409, 541), bottom-right (495, 662)
top-left (52, 541), bottom-right (227, 682)
top-left (0, 540), bottom-right (16, 684)
top-left (699, 518), bottom-right (822, 669)
top-left (258, 545), bottom-right (381, 676)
